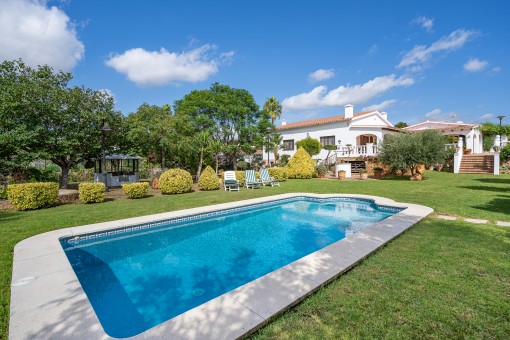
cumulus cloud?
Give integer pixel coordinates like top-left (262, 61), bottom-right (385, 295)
top-left (0, 0), bottom-right (84, 71)
top-left (105, 44), bottom-right (231, 87)
top-left (362, 99), bottom-right (397, 111)
top-left (308, 69), bottom-right (335, 83)
top-left (282, 74), bottom-right (414, 111)
top-left (398, 29), bottom-right (478, 71)
top-left (412, 16), bottom-right (434, 32)
top-left (463, 58), bottom-right (488, 72)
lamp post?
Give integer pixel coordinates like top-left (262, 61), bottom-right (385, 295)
top-left (101, 119), bottom-right (112, 191)
top-left (497, 115), bottom-right (505, 149)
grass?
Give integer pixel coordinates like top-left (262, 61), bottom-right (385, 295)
top-left (1, 171), bottom-right (510, 338)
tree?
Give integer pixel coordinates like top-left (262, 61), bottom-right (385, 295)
top-left (296, 136), bottom-right (321, 156)
top-left (379, 130), bottom-right (448, 175)
top-left (0, 59), bottom-right (124, 188)
top-left (480, 122), bottom-right (510, 151)
top-left (394, 121), bottom-right (408, 128)
top-left (174, 83), bottom-right (262, 169)
top-left (195, 131), bottom-right (211, 179)
top-left (126, 103), bottom-right (174, 170)
top-left (262, 96), bottom-right (282, 160)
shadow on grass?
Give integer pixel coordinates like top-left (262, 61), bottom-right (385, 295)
top-left (473, 178), bottom-right (510, 184)
top-left (460, 186), bottom-right (510, 193)
top-left (0, 211), bottom-right (21, 223)
top-left (472, 195), bottom-right (510, 215)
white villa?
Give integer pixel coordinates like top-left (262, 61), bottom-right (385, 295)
top-left (404, 121), bottom-right (483, 154)
top-left (267, 104), bottom-right (400, 163)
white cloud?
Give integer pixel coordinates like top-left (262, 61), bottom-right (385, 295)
top-left (368, 44), bottom-right (378, 55)
top-left (425, 108), bottom-right (442, 117)
top-left (308, 69), bottom-right (335, 83)
top-left (0, 0), bottom-right (84, 71)
top-left (98, 88), bottom-right (115, 102)
top-left (492, 66), bottom-right (501, 73)
top-left (413, 16), bottom-right (434, 32)
top-left (480, 113), bottom-right (494, 120)
top-left (282, 74), bottom-right (414, 111)
top-left (398, 29), bottom-right (478, 70)
top-left (362, 99), bottom-right (397, 111)
top-left (105, 44), bottom-right (231, 87)
top-left (463, 58), bottom-right (488, 72)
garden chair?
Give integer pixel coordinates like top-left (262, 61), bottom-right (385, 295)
top-left (223, 171), bottom-right (240, 191)
top-left (259, 168), bottom-right (280, 187)
top-left (244, 170), bottom-right (262, 189)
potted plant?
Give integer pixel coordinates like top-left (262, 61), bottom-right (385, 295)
top-left (315, 164), bottom-right (328, 178)
top-left (464, 148), bottom-right (472, 155)
top-left (338, 169), bottom-right (346, 180)
top-left (373, 167), bottom-right (383, 179)
top-left (359, 169), bottom-right (368, 180)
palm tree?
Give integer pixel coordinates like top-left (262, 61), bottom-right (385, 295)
top-left (263, 96), bottom-right (282, 161)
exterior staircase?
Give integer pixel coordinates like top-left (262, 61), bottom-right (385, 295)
top-left (459, 154), bottom-right (494, 174)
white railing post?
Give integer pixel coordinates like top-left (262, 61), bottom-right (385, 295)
top-left (454, 137), bottom-right (463, 173)
top-left (366, 143), bottom-right (374, 156)
top-left (494, 152), bottom-right (500, 175)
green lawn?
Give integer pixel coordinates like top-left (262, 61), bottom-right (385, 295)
top-left (1, 171), bottom-right (509, 338)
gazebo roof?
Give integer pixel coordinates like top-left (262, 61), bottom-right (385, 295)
top-left (104, 154), bottom-right (142, 160)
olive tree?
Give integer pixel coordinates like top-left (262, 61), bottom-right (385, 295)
top-left (379, 130), bottom-right (448, 175)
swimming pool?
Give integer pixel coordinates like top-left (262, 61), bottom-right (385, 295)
top-left (60, 197), bottom-right (402, 338)
top-left (10, 194), bottom-right (433, 339)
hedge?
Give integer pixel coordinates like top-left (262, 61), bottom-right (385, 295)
top-left (159, 168), bottom-right (193, 194)
top-left (79, 182), bottom-right (105, 203)
top-left (122, 182), bottom-right (149, 199)
top-left (267, 167), bottom-right (288, 181)
top-left (7, 182), bottom-right (59, 211)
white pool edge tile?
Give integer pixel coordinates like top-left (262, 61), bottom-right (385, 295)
top-left (9, 193), bottom-right (433, 340)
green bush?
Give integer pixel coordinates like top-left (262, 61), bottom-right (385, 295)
top-left (267, 167), bottom-right (288, 181)
top-left (286, 147), bottom-right (316, 179)
top-left (78, 182), bottom-right (105, 203)
top-left (122, 182), bottom-right (149, 199)
top-left (159, 168), bottom-right (193, 194)
top-left (500, 144), bottom-right (510, 161)
top-left (7, 182), bottom-right (59, 210)
top-left (235, 171), bottom-right (246, 187)
top-left (198, 166), bottom-right (220, 191)
top-left (236, 161), bottom-right (248, 170)
top-left (296, 136), bottom-right (321, 156)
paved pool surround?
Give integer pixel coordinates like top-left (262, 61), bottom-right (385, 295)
top-left (9, 193), bottom-right (433, 339)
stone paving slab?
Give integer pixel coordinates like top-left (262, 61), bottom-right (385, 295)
top-left (437, 215), bottom-right (457, 220)
top-left (496, 221), bottom-right (510, 227)
top-left (10, 193), bottom-right (433, 340)
top-left (464, 218), bottom-right (488, 224)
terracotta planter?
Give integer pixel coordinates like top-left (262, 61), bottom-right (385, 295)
top-left (360, 173), bottom-right (368, 180)
top-left (152, 178), bottom-right (159, 189)
top-left (373, 170), bottom-right (383, 179)
top-left (338, 171), bottom-right (346, 180)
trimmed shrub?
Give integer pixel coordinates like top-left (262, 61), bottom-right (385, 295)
top-left (79, 182), bottom-right (105, 203)
top-left (159, 168), bottom-right (193, 194)
top-left (7, 182), bottom-right (59, 210)
top-left (267, 167), bottom-right (288, 181)
top-left (198, 166), bottom-right (220, 191)
top-left (122, 182), bottom-right (149, 199)
top-left (235, 171), bottom-right (246, 187)
top-left (286, 147), bottom-right (316, 179)
top-left (236, 161), bottom-right (248, 170)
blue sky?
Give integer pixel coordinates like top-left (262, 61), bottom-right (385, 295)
top-left (1, 0), bottom-right (509, 126)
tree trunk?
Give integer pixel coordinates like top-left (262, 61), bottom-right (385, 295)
top-left (60, 164), bottom-right (71, 189)
top-left (196, 147), bottom-right (204, 180)
top-left (215, 155), bottom-right (219, 174)
top-left (232, 155), bottom-right (238, 171)
top-left (273, 146), bottom-right (279, 162)
top-left (161, 150), bottom-right (165, 171)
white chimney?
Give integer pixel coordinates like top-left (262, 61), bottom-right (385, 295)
top-left (344, 104), bottom-right (354, 119)
top-left (281, 119), bottom-right (286, 126)
top-left (380, 111), bottom-right (388, 120)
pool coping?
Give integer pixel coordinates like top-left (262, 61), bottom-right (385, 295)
top-left (9, 193), bottom-right (433, 339)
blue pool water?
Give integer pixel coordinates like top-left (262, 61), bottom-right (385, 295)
top-left (61, 197), bottom-right (401, 338)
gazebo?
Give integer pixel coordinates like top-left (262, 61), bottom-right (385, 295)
top-left (94, 154), bottom-right (141, 188)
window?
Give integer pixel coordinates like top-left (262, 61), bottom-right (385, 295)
top-left (320, 136), bottom-right (336, 148)
top-left (282, 139), bottom-right (294, 151)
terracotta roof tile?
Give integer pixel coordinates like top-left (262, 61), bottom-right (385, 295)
top-left (277, 111), bottom-right (374, 130)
